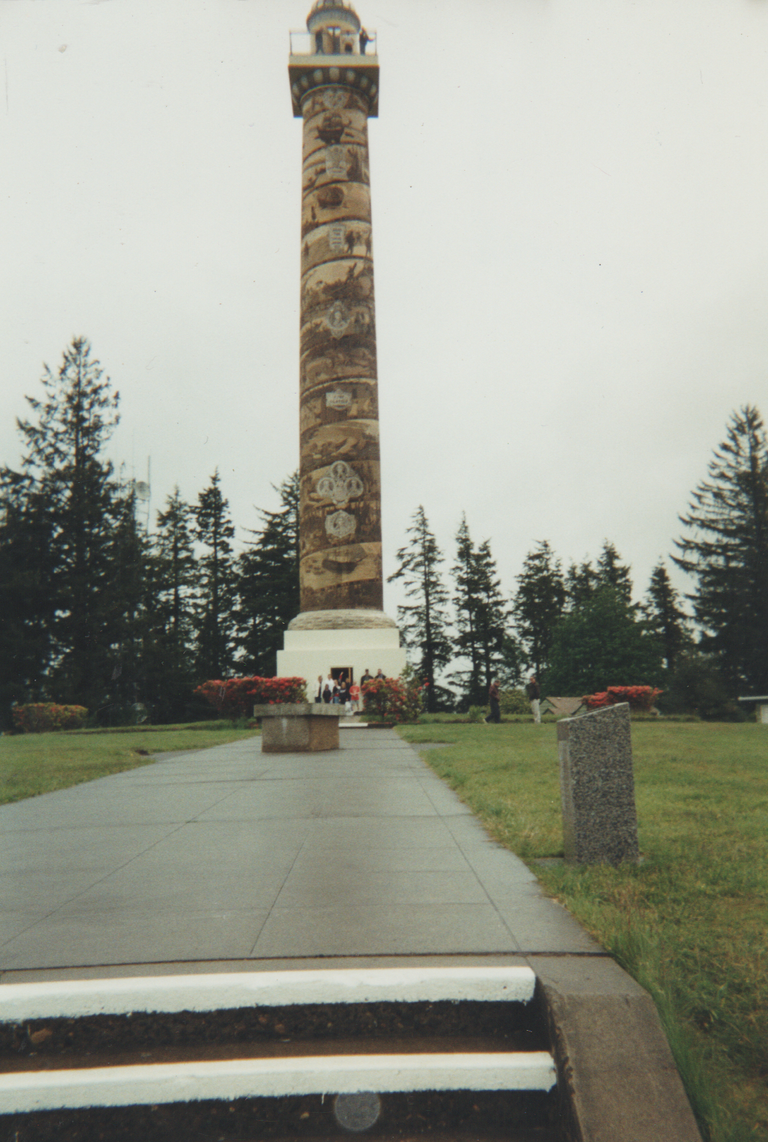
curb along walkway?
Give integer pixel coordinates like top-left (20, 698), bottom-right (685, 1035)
top-left (0, 730), bottom-right (702, 1140)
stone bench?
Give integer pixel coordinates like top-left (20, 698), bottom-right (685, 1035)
top-left (252, 703), bottom-right (340, 753)
top-left (738, 695), bottom-right (768, 723)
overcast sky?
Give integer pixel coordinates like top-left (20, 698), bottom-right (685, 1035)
top-left (2, 0), bottom-right (767, 620)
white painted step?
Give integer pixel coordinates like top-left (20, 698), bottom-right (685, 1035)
top-left (0, 965), bottom-right (537, 1020)
top-left (0, 1051), bottom-right (557, 1113)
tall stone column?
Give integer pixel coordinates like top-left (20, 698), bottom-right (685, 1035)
top-left (298, 83), bottom-right (381, 613)
top-left (278, 1), bottom-right (406, 688)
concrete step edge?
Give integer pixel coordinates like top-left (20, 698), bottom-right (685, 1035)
top-left (0, 966), bottom-right (536, 1020)
top-left (0, 1051), bottom-right (557, 1113)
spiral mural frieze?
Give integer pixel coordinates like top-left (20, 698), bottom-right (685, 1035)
top-left (298, 78), bottom-right (382, 613)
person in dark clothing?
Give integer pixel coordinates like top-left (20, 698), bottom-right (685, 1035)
top-left (485, 679), bottom-right (501, 723)
top-left (526, 676), bottom-right (541, 723)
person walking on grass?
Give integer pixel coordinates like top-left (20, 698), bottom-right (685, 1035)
top-left (526, 675), bottom-right (541, 723)
top-left (485, 679), bottom-right (501, 723)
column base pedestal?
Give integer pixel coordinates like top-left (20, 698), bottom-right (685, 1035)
top-left (277, 611), bottom-right (407, 691)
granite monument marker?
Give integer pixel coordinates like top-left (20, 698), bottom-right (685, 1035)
top-left (557, 703), bottom-right (640, 865)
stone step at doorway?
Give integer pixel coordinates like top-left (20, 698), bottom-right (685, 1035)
top-left (0, 966), bottom-right (564, 1141)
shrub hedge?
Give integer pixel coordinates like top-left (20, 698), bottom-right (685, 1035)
top-left (194, 677), bottom-right (307, 720)
top-left (12, 703), bottom-right (89, 734)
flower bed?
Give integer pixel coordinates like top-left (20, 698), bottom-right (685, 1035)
top-left (12, 703), bottom-right (89, 734)
top-left (194, 677), bottom-right (307, 720)
top-left (583, 685), bottom-right (662, 713)
top-left (361, 673), bottom-right (423, 724)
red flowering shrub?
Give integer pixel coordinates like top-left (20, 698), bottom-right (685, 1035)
top-left (583, 685), bottom-right (662, 713)
top-left (361, 672), bottom-right (424, 724)
top-left (12, 703), bottom-right (89, 734)
top-left (194, 676), bottom-right (307, 720)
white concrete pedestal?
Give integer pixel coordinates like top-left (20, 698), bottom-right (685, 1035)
top-left (277, 610), bottom-right (407, 690)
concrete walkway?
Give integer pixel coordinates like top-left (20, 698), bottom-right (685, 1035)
top-left (0, 729), bottom-right (703, 1140)
top-left (0, 730), bottom-right (599, 976)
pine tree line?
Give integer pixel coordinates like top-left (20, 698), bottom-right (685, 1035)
top-left (388, 515), bottom-right (679, 711)
top-left (390, 406), bottom-right (768, 716)
top-left (2, 341), bottom-right (765, 723)
top-left (0, 339), bottom-right (299, 727)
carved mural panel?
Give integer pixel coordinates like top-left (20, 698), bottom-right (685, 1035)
top-left (301, 183), bottom-right (371, 239)
top-left (302, 223), bottom-right (373, 275)
top-left (299, 382), bottom-right (378, 430)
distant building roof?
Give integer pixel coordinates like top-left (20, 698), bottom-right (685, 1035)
top-left (541, 696), bottom-right (586, 719)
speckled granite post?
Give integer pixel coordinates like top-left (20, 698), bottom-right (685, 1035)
top-left (557, 703), bottom-right (639, 865)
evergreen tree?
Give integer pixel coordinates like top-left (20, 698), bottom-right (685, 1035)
top-left (451, 517), bottom-right (482, 703)
top-left (496, 632), bottom-right (525, 689)
top-left (545, 586), bottom-right (663, 696)
top-left (565, 542), bottom-right (633, 612)
top-left (142, 488), bottom-right (198, 720)
top-left (643, 561), bottom-right (690, 671)
top-left (154, 488), bottom-right (197, 658)
top-left (596, 541), bottom-right (633, 603)
top-left (194, 470), bottom-right (237, 680)
top-left (673, 405), bottom-right (768, 692)
top-left (236, 472), bottom-right (300, 677)
top-left (512, 541), bottom-right (566, 676)
top-left (0, 338), bottom-right (129, 714)
top-left (387, 505), bottom-right (453, 711)
top-left (451, 517), bottom-right (509, 706)
top-left (100, 484), bottom-right (150, 721)
top-left (565, 559), bottom-right (599, 608)
top-left (0, 480), bottom-right (54, 722)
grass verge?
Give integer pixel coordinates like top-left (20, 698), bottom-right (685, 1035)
top-left (398, 720), bottom-right (767, 1142)
top-left (0, 725), bottom-right (259, 805)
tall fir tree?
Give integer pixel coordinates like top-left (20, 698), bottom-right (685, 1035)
top-left (565, 559), bottom-right (600, 608)
top-left (194, 470), bottom-right (237, 680)
top-left (566, 542), bottom-right (633, 610)
top-left (643, 561), bottom-right (690, 672)
top-left (236, 472), bottom-right (300, 677)
top-left (596, 541), bottom-right (633, 604)
top-left (0, 479), bottom-right (54, 722)
top-left (512, 541), bottom-right (566, 676)
top-left (673, 405), bottom-right (768, 692)
top-left (387, 505), bottom-right (453, 711)
top-left (101, 484), bottom-right (150, 721)
top-left (545, 586), bottom-right (663, 696)
top-left (0, 338), bottom-right (130, 715)
top-left (451, 517), bottom-right (509, 706)
top-left (142, 487), bottom-right (198, 720)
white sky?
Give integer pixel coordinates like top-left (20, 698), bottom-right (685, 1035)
top-left (2, 0), bottom-right (767, 618)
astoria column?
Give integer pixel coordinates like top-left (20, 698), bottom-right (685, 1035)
top-left (277, 0), bottom-right (406, 685)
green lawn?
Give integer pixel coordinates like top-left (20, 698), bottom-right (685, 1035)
top-left (0, 725), bottom-right (259, 805)
top-left (398, 719), bottom-right (767, 1142)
